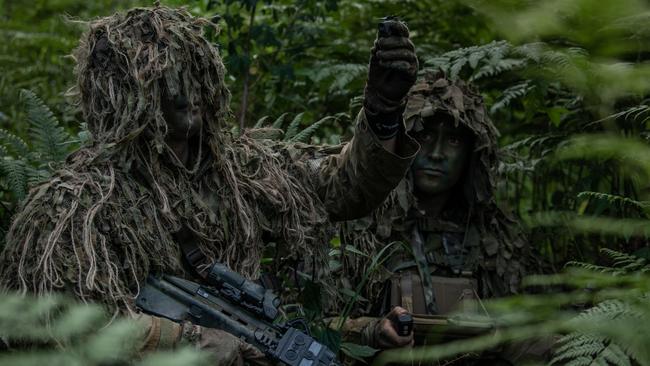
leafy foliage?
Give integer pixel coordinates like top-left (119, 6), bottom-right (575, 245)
top-left (0, 292), bottom-right (210, 366)
top-left (251, 112), bottom-right (346, 144)
top-left (0, 90), bottom-right (80, 247)
top-left (551, 300), bottom-right (637, 366)
top-left (21, 89), bottom-right (71, 163)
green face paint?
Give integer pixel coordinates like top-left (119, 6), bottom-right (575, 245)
top-left (411, 114), bottom-right (473, 198)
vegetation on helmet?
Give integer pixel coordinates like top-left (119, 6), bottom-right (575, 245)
top-left (405, 71), bottom-right (500, 207)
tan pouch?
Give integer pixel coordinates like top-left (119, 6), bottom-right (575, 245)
top-left (388, 270), bottom-right (478, 315)
top-left (429, 275), bottom-right (479, 314)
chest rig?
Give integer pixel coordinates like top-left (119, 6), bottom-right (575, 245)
top-left (381, 216), bottom-right (482, 316)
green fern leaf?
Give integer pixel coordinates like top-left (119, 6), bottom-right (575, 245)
top-left (552, 299), bottom-right (638, 366)
top-left (25, 165), bottom-right (50, 186)
top-left (0, 157), bottom-right (27, 201)
top-left (290, 116), bottom-right (334, 143)
top-left (600, 248), bottom-right (649, 273)
top-left (271, 112), bottom-right (289, 129)
top-left (490, 81), bottom-right (535, 114)
top-left (563, 356), bottom-right (593, 366)
top-left (468, 50), bottom-right (485, 69)
top-left (21, 89), bottom-right (71, 163)
top-left (328, 64), bottom-right (366, 93)
top-left (471, 59), bottom-right (526, 81)
top-left (284, 112), bottom-right (305, 140)
top-left (449, 57), bottom-right (468, 80)
top-left (577, 191), bottom-right (648, 212)
top-left (601, 344), bottom-right (632, 366)
top-left (253, 115), bottom-right (271, 129)
top-left (0, 128), bottom-right (29, 157)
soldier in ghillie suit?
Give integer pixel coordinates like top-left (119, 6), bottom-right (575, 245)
top-left (0, 5), bottom-right (419, 363)
top-left (334, 72), bottom-right (537, 363)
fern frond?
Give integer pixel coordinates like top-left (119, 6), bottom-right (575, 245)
top-left (0, 128), bottom-right (29, 157)
top-left (551, 342), bottom-right (608, 364)
top-left (490, 80), bottom-right (535, 114)
top-left (271, 112), bottom-right (289, 129)
top-left (470, 59), bottom-right (526, 81)
top-left (595, 104), bottom-right (650, 126)
top-left (25, 165), bottom-right (50, 186)
top-left (449, 57), bottom-right (468, 80)
top-left (290, 116), bottom-right (334, 143)
top-left (21, 89), bottom-right (70, 163)
top-left (0, 157), bottom-right (27, 201)
top-left (579, 299), bottom-right (633, 320)
top-left (328, 64), bottom-right (366, 93)
top-left (577, 191), bottom-right (648, 212)
top-left (554, 334), bottom-right (599, 355)
top-left (551, 299), bottom-right (637, 366)
top-left (564, 356), bottom-right (594, 366)
top-left (253, 115), bottom-right (271, 129)
top-left (284, 112), bottom-right (305, 140)
top-left (565, 261), bottom-right (623, 275)
top-left (600, 248), bottom-right (649, 273)
top-left (423, 40), bottom-right (520, 81)
top-left (600, 344), bottom-right (632, 366)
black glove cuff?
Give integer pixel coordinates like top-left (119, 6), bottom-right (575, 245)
top-left (364, 84), bottom-right (406, 140)
top-left (365, 107), bottom-right (403, 140)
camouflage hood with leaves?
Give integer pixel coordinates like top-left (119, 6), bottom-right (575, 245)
top-left (336, 73), bottom-right (529, 315)
top-left (0, 6), bottom-right (330, 312)
top-left (405, 71), bottom-right (500, 207)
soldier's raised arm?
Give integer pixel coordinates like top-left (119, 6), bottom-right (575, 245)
top-left (314, 18), bottom-right (420, 221)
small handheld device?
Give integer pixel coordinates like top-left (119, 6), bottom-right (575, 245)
top-left (378, 16), bottom-right (400, 38)
top-left (390, 312), bottom-right (414, 337)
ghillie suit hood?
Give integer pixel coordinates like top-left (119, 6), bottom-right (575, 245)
top-left (336, 72), bottom-right (528, 315)
top-left (404, 71), bottom-right (499, 208)
top-left (0, 6), bottom-right (330, 312)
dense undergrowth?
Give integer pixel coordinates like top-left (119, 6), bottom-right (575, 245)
top-left (2, 0), bottom-right (650, 364)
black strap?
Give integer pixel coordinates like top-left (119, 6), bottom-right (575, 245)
top-left (178, 237), bottom-right (209, 278)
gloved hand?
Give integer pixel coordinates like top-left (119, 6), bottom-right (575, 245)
top-left (361, 306), bottom-right (414, 349)
top-left (364, 17), bottom-right (418, 140)
top-left (183, 323), bottom-right (270, 366)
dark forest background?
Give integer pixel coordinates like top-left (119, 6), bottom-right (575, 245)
top-left (2, 0), bottom-right (650, 365)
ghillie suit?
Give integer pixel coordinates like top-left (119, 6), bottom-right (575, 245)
top-left (335, 72), bottom-right (532, 320)
top-left (0, 6), bottom-right (417, 317)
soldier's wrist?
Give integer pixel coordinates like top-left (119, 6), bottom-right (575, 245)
top-left (363, 86), bottom-right (406, 140)
top-left (360, 318), bottom-right (382, 348)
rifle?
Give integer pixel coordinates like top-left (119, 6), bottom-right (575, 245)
top-left (136, 262), bottom-right (341, 366)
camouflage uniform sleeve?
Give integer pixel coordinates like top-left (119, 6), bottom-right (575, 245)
top-left (314, 109), bottom-right (419, 221)
top-left (135, 314), bottom-right (184, 352)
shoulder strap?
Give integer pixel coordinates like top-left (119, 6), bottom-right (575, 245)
top-left (411, 227), bottom-right (438, 314)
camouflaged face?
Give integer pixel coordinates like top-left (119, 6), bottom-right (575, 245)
top-left (332, 74), bottom-right (532, 317)
top-left (72, 5), bottom-right (230, 171)
top-left (405, 71), bottom-right (500, 205)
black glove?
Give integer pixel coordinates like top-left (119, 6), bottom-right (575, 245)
top-left (364, 17), bottom-right (418, 140)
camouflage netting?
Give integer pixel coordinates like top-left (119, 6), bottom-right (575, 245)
top-left (0, 6), bottom-right (330, 313)
top-left (336, 72), bottom-right (529, 315)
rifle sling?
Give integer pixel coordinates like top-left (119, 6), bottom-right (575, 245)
top-left (178, 239), bottom-right (209, 279)
top-left (411, 227), bottom-right (439, 314)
